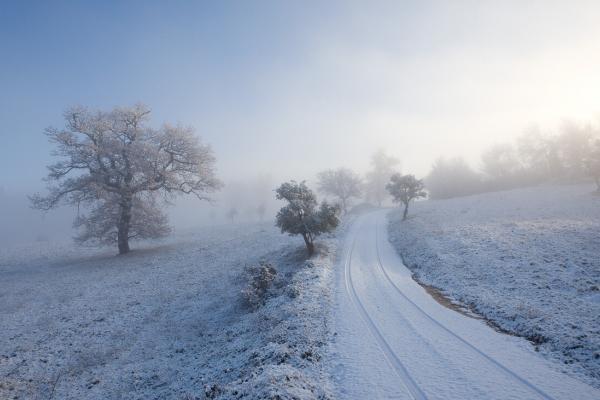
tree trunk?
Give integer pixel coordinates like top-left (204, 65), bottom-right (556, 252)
top-left (117, 197), bottom-right (132, 254)
top-left (402, 201), bottom-right (409, 221)
top-left (302, 233), bottom-right (314, 255)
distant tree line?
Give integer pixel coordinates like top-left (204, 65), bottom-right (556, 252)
top-left (427, 121), bottom-right (600, 199)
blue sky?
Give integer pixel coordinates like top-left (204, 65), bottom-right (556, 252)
top-left (0, 1), bottom-right (332, 190)
top-left (1, 1), bottom-right (600, 194)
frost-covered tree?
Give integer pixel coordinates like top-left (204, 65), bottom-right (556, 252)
top-left (316, 167), bottom-right (362, 214)
top-left (275, 181), bottom-right (340, 255)
top-left (30, 104), bottom-right (222, 254)
top-left (365, 150), bottom-right (400, 206)
top-left (386, 174), bottom-right (426, 220)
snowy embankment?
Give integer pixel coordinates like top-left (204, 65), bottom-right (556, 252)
top-left (0, 223), bottom-right (336, 400)
top-left (387, 183), bottom-right (600, 388)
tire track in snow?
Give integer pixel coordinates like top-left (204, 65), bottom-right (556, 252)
top-left (344, 235), bottom-right (428, 400)
top-left (374, 218), bottom-right (556, 400)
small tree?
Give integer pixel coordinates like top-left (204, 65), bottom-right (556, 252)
top-left (208, 207), bottom-right (217, 224)
top-left (275, 181), bottom-right (340, 255)
top-left (317, 167), bottom-right (362, 214)
top-left (30, 104), bottom-right (222, 254)
top-left (386, 174), bottom-right (426, 220)
top-left (226, 207), bottom-right (238, 223)
top-left (256, 203), bottom-right (267, 221)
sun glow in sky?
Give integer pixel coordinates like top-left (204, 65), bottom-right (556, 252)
top-left (1, 0), bottom-right (599, 191)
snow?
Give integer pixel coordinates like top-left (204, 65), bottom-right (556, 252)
top-left (387, 183), bottom-right (600, 388)
top-left (4, 184), bottom-right (598, 400)
top-left (0, 222), bottom-right (336, 400)
top-left (330, 210), bottom-right (599, 399)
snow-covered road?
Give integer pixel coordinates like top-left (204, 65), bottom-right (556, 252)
top-left (328, 211), bottom-right (599, 400)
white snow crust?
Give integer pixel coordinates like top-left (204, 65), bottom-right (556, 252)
top-left (387, 183), bottom-right (600, 388)
top-left (1, 223), bottom-right (336, 399)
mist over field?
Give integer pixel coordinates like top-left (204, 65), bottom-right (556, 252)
top-left (2, 1), bottom-right (600, 244)
top-left (1, 2), bottom-right (599, 399)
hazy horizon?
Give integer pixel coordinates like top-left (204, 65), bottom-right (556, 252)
top-left (2, 0), bottom-right (600, 242)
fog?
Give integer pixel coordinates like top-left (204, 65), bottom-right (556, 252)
top-left (1, 1), bottom-right (600, 244)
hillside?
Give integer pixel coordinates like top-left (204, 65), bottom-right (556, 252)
top-left (0, 223), bottom-right (336, 400)
top-left (388, 183), bottom-right (600, 388)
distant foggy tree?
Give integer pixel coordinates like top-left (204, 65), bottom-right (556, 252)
top-left (386, 174), bottom-right (426, 220)
top-left (30, 104), bottom-right (222, 254)
top-left (256, 203), bottom-right (267, 221)
top-left (481, 143), bottom-right (521, 180)
top-left (365, 150), bottom-right (400, 206)
top-left (275, 181), bottom-right (340, 255)
top-left (426, 157), bottom-right (482, 199)
top-left (317, 167), bottom-right (362, 214)
top-left (586, 139), bottom-right (600, 191)
top-left (226, 207), bottom-right (238, 223)
top-left (209, 207), bottom-right (217, 224)
top-left (516, 128), bottom-right (562, 179)
top-left (556, 122), bottom-right (595, 178)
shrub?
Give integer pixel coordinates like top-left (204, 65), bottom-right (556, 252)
top-left (241, 262), bottom-right (278, 310)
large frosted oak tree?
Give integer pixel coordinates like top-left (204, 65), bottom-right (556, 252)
top-left (31, 104), bottom-right (222, 254)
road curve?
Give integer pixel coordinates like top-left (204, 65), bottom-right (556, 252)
top-left (327, 210), bottom-right (600, 400)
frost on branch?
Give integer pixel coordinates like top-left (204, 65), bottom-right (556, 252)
top-left (30, 104), bottom-right (222, 254)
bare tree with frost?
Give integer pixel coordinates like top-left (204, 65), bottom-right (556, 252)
top-left (30, 104), bottom-right (222, 254)
top-left (275, 181), bottom-right (340, 255)
top-left (365, 150), bottom-right (400, 206)
top-left (316, 167), bottom-right (362, 214)
top-left (386, 174), bottom-right (426, 220)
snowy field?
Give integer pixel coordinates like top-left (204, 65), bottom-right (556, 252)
top-left (0, 223), bottom-right (336, 399)
top-left (388, 183), bottom-right (600, 388)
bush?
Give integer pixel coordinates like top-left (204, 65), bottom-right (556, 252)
top-left (241, 262), bottom-right (278, 310)
top-left (426, 157), bottom-right (483, 199)
top-left (275, 181), bottom-right (340, 255)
